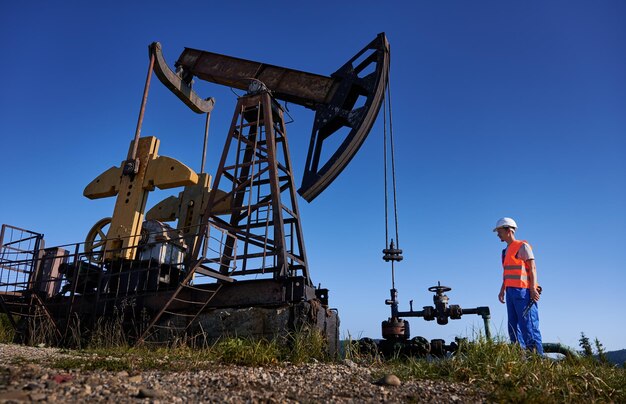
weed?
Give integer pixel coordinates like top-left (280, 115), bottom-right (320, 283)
top-left (285, 326), bottom-right (329, 363)
top-left (384, 338), bottom-right (625, 402)
top-left (0, 313), bottom-right (16, 343)
top-left (212, 337), bottom-right (280, 366)
top-left (18, 324), bottom-right (624, 402)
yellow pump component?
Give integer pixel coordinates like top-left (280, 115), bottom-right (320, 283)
top-left (145, 195), bottom-right (179, 222)
top-left (143, 155), bottom-right (198, 190)
top-left (83, 166), bottom-right (122, 199)
top-left (84, 136), bottom-right (198, 260)
top-left (146, 173), bottom-right (231, 254)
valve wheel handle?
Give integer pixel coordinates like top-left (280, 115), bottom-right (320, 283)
top-left (428, 285), bottom-right (452, 293)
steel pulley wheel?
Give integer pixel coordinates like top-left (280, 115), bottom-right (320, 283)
top-left (84, 217), bottom-right (112, 262)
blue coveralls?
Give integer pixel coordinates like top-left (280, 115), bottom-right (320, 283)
top-left (503, 248), bottom-right (543, 355)
top-left (505, 287), bottom-right (543, 354)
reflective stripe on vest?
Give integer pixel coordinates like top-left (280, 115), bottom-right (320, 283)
top-left (502, 240), bottom-right (529, 288)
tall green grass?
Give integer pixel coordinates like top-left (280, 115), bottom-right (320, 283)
top-left (0, 313), bottom-right (16, 343)
top-left (48, 327), bottom-right (331, 371)
top-left (5, 313), bottom-right (623, 402)
top-left (382, 338), bottom-right (625, 402)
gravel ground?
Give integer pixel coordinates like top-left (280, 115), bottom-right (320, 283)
top-left (0, 343), bottom-right (486, 403)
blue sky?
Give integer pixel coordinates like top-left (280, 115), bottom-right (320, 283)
top-left (1, 1), bottom-right (624, 351)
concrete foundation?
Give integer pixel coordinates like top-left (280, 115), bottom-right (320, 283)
top-left (159, 300), bottom-right (340, 356)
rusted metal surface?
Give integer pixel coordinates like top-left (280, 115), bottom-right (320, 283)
top-left (167, 33), bottom-right (390, 202)
top-left (192, 91), bottom-right (310, 285)
top-left (299, 33), bottom-right (390, 202)
top-left (150, 42), bottom-right (215, 114)
top-left (0, 218), bottom-right (325, 346)
top-left (175, 48), bottom-right (335, 109)
top-left (129, 51), bottom-right (155, 163)
top-left (1, 33), bottom-right (375, 350)
top-left (382, 317), bottom-right (408, 340)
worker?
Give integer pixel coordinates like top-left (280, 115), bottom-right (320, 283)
top-left (494, 217), bottom-right (543, 355)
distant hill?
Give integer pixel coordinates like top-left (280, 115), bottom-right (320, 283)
top-left (604, 349), bottom-right (626, 367)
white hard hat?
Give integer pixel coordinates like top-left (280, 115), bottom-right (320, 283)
top-left (493, 217), bottom-right (517, 232)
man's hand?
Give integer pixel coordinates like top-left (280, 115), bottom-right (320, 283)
top-left (498, 289), bottom-right (505, 304)
top-left (530, 286), bottom-right (541, 302)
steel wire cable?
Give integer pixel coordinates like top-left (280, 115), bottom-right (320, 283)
top-left (382, 65), bottom-right (401, 289)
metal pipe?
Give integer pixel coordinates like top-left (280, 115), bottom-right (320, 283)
top-left (129, 52), bottom-right (156, 160)
top-left (482, 314), bottom-right (492, 340)
top-left (200, 110), bottom-right (212, 174)
top-left (396, 310), bottom-right (426, 318)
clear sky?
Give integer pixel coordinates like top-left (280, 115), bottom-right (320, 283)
top-left (1, 1), bottom-right (624, 351)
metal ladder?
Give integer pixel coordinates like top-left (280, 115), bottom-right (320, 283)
top-left (137, 224), bottom-right (237, 345)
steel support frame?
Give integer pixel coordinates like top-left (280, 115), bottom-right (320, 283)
top-left (193, 91), bottom-right (310, 285)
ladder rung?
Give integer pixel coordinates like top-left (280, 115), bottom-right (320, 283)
top-left (238, 120), bottom-right (264, 128)
top-left (172, 297), bottom-right (206, 305)
top-left (181, 284), bottom-right (221, 293)
top-left (163, 310), bottom-right (196, 318)
top-left (223, 159), bottom-right (270, 172)
top-left (194, 265), bottom-right (235, 283)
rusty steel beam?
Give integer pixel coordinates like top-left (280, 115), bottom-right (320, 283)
top-left (175, 49), bottom-right (336, 110)
top-left (157, 33), bottom-right (390, 202)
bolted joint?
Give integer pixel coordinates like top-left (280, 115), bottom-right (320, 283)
top-left (422, 306), bottom-right (435, 321)
top-left (123, 158), bottom-right (140, 176)
top-left (247, 79), bottom-right (269, 95)
top-left (449, 304), bottom-right (463, 320)
top-left (382, 239), bottom-right (403, 262)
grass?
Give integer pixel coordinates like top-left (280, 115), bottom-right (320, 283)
top-left (46, 327), bottom-right (330, 372)
top-left (0, 314), bottom-right (16, 343)
top-left (2, 314), bottom-right (623, 402)
top-left (365, 337), bottom-right (626, 403)
top-left (47, 335), bottom-right (625, 402)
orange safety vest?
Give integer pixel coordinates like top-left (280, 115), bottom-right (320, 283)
top-left (502, 240), bottom-right (531, 289)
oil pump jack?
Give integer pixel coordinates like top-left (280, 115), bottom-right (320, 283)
top-left (0, 34), bottom-right (389, 354)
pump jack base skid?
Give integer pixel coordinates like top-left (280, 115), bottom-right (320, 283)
top-left (141, 277), bottom-right (323, 311)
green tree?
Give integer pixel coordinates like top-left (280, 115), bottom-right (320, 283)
top-left (579, 332), bottom-right (593, 357)
top-left (594, 337), bottom-right (608, 364)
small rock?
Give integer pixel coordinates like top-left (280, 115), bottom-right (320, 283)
top-left (116, 370), bottom-right (129, 377)
top-left (128, 375), bottom-right (142, 383)
top-left (137, 388), bottom-right (161, 398)
top-left (23, 382), bottom-right (41, 390)
top-left (53, 374), bottom-right (73, 384)
top-left (377, 374), bottom-right (401, 387)
top-left (343, 359), bottom-right (358, 369)
top-left (84, 384), bottom-right (92, 395)
top-left (29, 392), bottom-right (47, 401)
